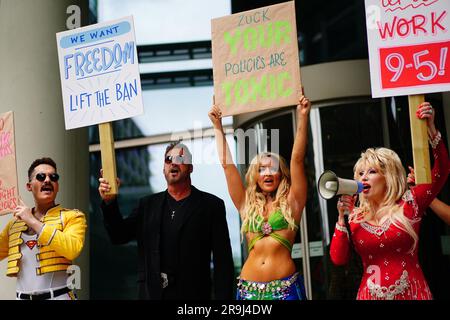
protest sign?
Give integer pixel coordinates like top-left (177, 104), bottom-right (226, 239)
top-left (0, 112), bottom-right (19, 216)
top-left (365, 0), bottom-right (450, 98)
top-left (364, 0), bottom-right (450, 183)
top-left (211, 1), bottom-right (301, 116)
top-left (56, 16), bottom-right (144, 130)
top-left (57, 16), bottom-right (144, 194)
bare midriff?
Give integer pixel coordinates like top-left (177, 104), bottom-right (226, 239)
top-left (240, 229), bottom-right (296, 282)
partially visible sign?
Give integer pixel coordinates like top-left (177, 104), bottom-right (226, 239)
top-left (365, 0), bottom-right (450, 97)
top-left (291, 241), bottom-right (324, 259)
top-left (56, 16), bottom-right (144, 130)
top-left (0, 112), bottom-right (19, 216)
top-left (211, 1), bottom-right (301, 116)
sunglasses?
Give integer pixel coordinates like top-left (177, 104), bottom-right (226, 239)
top-left (35, 172), bottom-right (60, 182)
top-left (258, 166), bottom-right (279, 175)
top-left (165, 155), bottom-right (189, 165)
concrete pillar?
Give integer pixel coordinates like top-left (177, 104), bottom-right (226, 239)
top-left (0, 0), bottom-right (90, 299)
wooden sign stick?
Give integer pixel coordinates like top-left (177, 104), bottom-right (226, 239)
top-left (408, 94), bottom-right (431, 184)
top-left (99, 122), bottom-right (118, 195)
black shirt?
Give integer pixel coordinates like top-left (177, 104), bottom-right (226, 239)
top-left (160, 192), bottom-right (191, 294)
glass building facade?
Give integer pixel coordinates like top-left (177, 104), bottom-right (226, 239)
top-left (88, 0), bottom-right (450, 300)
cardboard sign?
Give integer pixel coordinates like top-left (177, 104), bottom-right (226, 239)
top-left (56, 16), bottom-right (144, 130)
top-left (0, 112), bottom-right (19, 216)
top-left (211, 1), bottom-right (301, 116)
top-left (365, 0), bottom-right (450, 97)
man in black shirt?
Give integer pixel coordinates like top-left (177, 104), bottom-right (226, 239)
top-left (98, 142), bottom-right (235, 300)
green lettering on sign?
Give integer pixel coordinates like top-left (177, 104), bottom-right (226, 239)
top-left (221, 71), bottom-right (293, 107)
top-left (223, 20), bottom-right (292, 56)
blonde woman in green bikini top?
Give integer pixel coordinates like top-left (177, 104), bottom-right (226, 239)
top-left (208, 94), bottom-right (311, 300)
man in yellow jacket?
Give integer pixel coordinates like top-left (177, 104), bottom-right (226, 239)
top-left (0, 157), bottom-right (86, 300)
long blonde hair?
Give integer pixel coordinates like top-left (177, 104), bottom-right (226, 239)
top-left (241, 152), bottom-right (297, 236)
top-left (350, 147), bottom-right (419, 252)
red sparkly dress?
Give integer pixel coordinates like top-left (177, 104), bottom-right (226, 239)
top-left (330, 134), bottom-right (449, 300)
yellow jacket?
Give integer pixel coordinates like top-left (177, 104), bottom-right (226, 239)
top-left (0, 205), bottom-right (87, 276)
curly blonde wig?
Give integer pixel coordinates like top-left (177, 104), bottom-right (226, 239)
top-left (241, 152), bottom-right (297, 236)
top-left (350, 147), bottom-right (418, 252)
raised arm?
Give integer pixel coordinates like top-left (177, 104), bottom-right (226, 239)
top-left (208, 105), bottom-right (246, 214)
top-left (288, 95), bottom-right (311, 220)
top-left (411, 102), bottom-right (449, 216)
top-left (408, 166), bottom-right (450, 225)
top-left (98, 172), bottom-right (139, 244)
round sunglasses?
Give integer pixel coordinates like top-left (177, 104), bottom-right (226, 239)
top-left (34, 172), bottom-right (60, 182)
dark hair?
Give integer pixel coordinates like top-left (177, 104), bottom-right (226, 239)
top-left (164, 140), bottom-right (192, 163)
top-left (28, 157), bottom-right (57, 181)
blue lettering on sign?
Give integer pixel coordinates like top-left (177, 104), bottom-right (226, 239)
top-left (60, 21), bottom-right (131, 49)
top-left (67, 81), bottom-right (139, 112)
top-left (63, 41), bottom-right (135, 80)
top-left (95, 89), bottom-right (111, 107)
top-left (69, 92), bottom-right (92, 111)
top-left (116, 79), bottom-right (138, 102)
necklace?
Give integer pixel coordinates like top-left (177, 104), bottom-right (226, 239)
top-left (167, 195), bottom-right (189, 220)
top-left (361, 218), bottom-right (391, 237)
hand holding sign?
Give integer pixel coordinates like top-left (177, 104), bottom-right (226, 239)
top-left (208, 102), bottom-right (224, 130)
top-left (13, 198), bottom-right (32, 222)
top-left (98, 169), bottom-right (121, 202)
top-left (407, 166), bottom-right (416, 185)
top-left (416, 101), bottom-right (437, 136)
top-left (296, 94), bottom-right (311, 118)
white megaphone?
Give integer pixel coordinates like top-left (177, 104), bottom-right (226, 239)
top-left (318, 170), bottom-right (364, 200)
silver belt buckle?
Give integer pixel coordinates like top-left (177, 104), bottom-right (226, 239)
top-left (161, 273), bottom-right (169, 289)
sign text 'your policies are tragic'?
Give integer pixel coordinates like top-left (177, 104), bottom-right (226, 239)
top-left (57, 16), bottom-right (144, 130)
top-left (211, 1), bottom-right (302, 116)
top-left (365, 0), bottom-right (450, 98)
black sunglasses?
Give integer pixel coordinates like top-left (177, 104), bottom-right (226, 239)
top-left (165, 155), bottom-right (188, 165)
top-left (35, 172), bottom-right (60, 182)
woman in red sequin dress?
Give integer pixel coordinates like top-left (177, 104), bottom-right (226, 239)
top-left (330, 102), bottom-right (449, 300)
